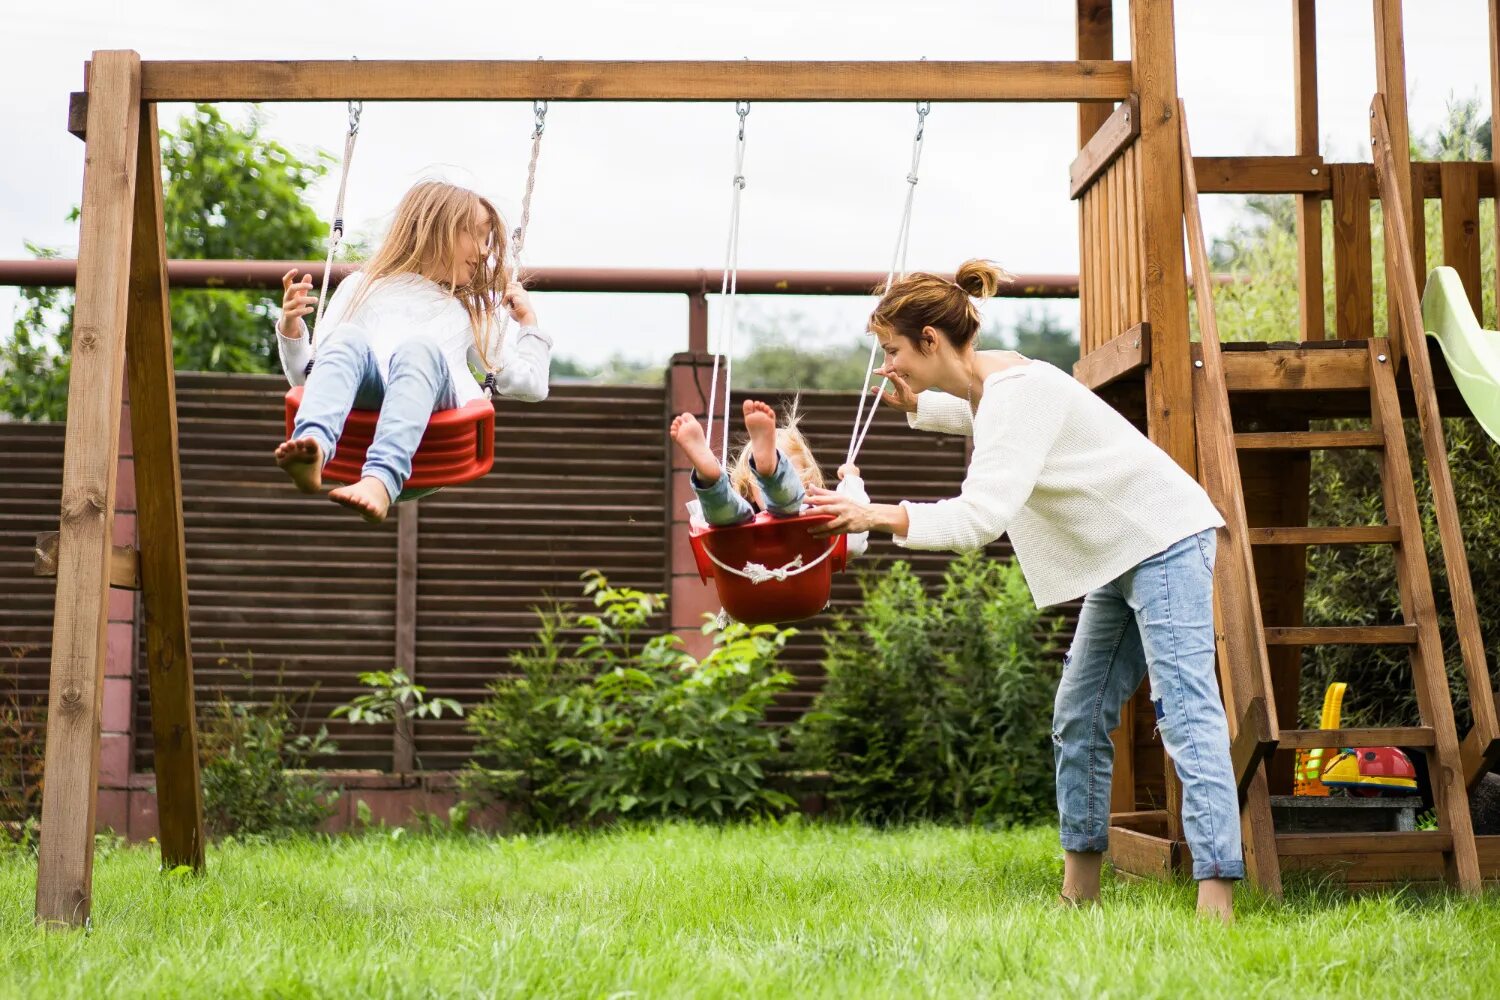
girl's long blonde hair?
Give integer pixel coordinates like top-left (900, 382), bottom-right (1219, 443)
top-left (729, 403), bottom-right (824, 507)
top-left (342, 180), bottom-right (509, 370)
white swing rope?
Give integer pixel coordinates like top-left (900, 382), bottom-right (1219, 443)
top-left (305, 96), bottom-right (363, 374)
top-left (704, 101), bottom-right (750, 467)
top-left (845, 100), bottom-right (930, 467)
top-left (699, 532), bottom-right (842, 583)
top-left (483, 100), bottom-right (548, 398)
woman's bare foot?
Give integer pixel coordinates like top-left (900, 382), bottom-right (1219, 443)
top-left (743, 399), bottom-right (778, 475)
top-left (1197, 878), bottom-right (1234, 925)
top-left (1060, 850), bottom-right (1103, 907)
top-left (670, 413), bottom-right (722, 483)
top-left (275, 437), bottom-right (323, 494)
top-left (329, 477), bottom-right (391, 524)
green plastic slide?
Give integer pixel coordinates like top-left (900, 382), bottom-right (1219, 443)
top-left (1420, 266), bottom-right (1500, 445)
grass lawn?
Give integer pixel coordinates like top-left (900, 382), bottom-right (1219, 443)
top-left (2, 822), bottom-right (1497, 998)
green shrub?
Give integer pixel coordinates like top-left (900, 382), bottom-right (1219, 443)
top-left (463, 571), bottom-right (797, 827)
top-left (797, 553), bottom-right (1064, 825)
top-left (199, 693), bottom-right (339, 839)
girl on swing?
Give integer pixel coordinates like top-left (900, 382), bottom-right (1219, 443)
top-left (670, 401), bottom-right (869, 559)
top-left (274, 180), bottom-right (553, 522)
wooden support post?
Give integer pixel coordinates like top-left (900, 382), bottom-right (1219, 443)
top-left (1131, 0), bottom-right (1196, 850)
top-left (1332, 165), bottom-right (1375, 341)
top-left (1293, 0), bottom-right (1324, 340)
top-left (35, 50), bottom-right (142, 928)
top-left (1077, 0), bottom-right (1114, 145)
top-left (1490, 0), bottom-right (1500, 327)
top-left (126, 98), bottom-right (205, 874)
top-left (1373, 0), bottom-right (1417, 355)
top-left (393, 501), bottom-right (418, 773)
top-left (1439, 162), bottom-right (1482, 315)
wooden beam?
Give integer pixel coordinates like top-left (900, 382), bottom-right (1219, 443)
top-left (1077, 0), bottom-right (1116, 144)
top-left (1294, 0), bottom-right (1325, 340)
top-left (1368, 336), bottom-right (1483, 893)
top-left (1440, 162), bottom-right (1483, 316)
top-left (1248, 525), bottom-right (1400, 546)
top-left (1277, 726), bottom-right (1436, 750)
top-left (35, 49), bottom-right (142, 929)
top-left (1332, 164), bottom-right (1375, 341)
top-left (1130, 0), bottom-right (1196, 476)
top-left (1277, 830), bottom-right (1451, 857)
top-left (1193, 156), bottom-right (1326, 195)
top-left (126, 100), bottom-right (206, 876)
top-left (1264, 625), bottom-right (1417, 645)
top-left (67, 92), bottom-right (88, 141)
top-left (1211, 345), bottom-right (1371, 392)
top-left (1070, 97), bottom-right (1139, 198)
top-left (1180, 101), bottom-right (1282, 896)
top-left (1460, 724), bottom-right (1500, 789)
top-left (115, 59), bottom-right (1135, 103)
top-left (33, 531), bottom-right (139, 590)
top-left (1106, 825), bottom-right (1178, 879)
top-left (1372, 105), bottom-right (1500, 804)
top-left (1074, 323), bottom-right (1149, 390)
top-left (1374, 0), bottom-right (1420, 334)
top-left (1491, 0), bottom-right (1500, 326)
top-left (1230, 697), bottom-right (1277, 801)
top-left (393, 501), bottom-right (418, 774)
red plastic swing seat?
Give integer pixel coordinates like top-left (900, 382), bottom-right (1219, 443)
top-left (689, 510), bottom-right (849, 626)
top-left (283, 386), bottom-right (496, 490)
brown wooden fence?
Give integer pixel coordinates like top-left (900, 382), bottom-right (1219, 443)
top-left (2, 372), bottom-right (1073, 782)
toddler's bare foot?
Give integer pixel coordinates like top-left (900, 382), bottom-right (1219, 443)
top-left (743, 399), bottom-right (778, 475)
top-left (671, 413), bottom-right (722, 483)
top-left (275, 437), bottom-right (323, 494)
top-left (329, 476), bottom-right (391, 524)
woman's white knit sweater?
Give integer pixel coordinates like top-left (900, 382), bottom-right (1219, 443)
top-left (895, 361), bottom-right (1224, 609)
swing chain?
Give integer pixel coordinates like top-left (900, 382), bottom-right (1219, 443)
top-left (532, 100), bottom-right (548, 139)
top-left (736, 100), bottom-right (751, 141)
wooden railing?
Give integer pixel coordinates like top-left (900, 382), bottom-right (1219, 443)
top-left (1071, 97), bottom-right (1145, 359)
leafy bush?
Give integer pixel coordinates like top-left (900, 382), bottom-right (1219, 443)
top-left (797, 553), bottom-right (1064, 825)
top-left (199, 693), bottom-right (339, 839)
top-left (0, 646), bottom-right (45, 831)
top-left (462, 571), bottom-right (797, 827)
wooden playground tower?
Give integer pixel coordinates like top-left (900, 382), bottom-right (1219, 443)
top-left (36, 1), bottom-right (1499, 925)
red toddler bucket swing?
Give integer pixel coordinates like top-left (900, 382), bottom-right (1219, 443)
top-left (685, 101), bottom-right (929, 625)
top-left (284, 93), bottom-right (548, 497)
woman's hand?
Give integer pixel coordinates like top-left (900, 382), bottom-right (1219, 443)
top-left (804, 487), bottom-right (908, 537)
top-left (278, 269), bottom-right (316, 339)
top-left (503, 282), bottom-right (538, 326)
top-left (872, 365), bottom-right (918, 414)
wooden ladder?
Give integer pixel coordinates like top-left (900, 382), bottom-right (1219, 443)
top-left (1177, 100), bottom-right (1486, 896)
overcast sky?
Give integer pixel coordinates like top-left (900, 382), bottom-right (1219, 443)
top-left (2, 1), bottom-right (1495, 367)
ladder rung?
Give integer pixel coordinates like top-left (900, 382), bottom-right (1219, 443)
top-left (1277, 831), bottom-right (1452, 857)
top-left (1249, 526), bottom-right (1401, 546)
top-left (1264, 626), bottom-right (1419, 645)
top-left (1234, 430), bottom-right (1384, 451)
top-left (1277, 727), bottom-right (1436, 749)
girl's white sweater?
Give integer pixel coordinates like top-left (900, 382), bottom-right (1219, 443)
top-left (277, 271), bottom-right (552, 405)
top-left (895, 361), bottom-right (1224, 608)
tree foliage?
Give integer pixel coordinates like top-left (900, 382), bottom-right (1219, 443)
top-left (2, 105), bottom-right (331, 420)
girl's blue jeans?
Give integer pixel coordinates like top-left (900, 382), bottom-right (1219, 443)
top-left (291, 327), bottom-right (456, 504)
top-left (690, 451), bottom-right (804, 525)
top-left (1053, 528), bottom-right (1245, 880)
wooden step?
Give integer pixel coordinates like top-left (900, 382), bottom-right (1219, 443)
top-left (1234, 430), bottom-right (1384, 451)
top-left (1249, 525), bottom-right (1401, 546)
top-left (1276, 727), bottom-right (1436, 749)
top-left (1264, 625), bottom-right (1418, 645)
top-left (1276, 830), bottom-right (1452, 857)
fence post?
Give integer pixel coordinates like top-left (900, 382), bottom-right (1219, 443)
top-left (393, 500), bottom-right (417, 773)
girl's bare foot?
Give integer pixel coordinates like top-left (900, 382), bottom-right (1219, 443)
top-left (275, 437), bottom-right (323, 494)
top-left (743, 399), bottom-right (778, 475)
top-left (329, 477), bottom-right (391, 524)
top-left (670, 413), bottom-right (722, 483)
top-left (1197, 878), bottom-right (1234, 925)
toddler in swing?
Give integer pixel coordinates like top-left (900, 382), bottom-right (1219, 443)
top-left (274, 180), bottom-right (553, 523)
top-left (670, 400), bottom-right (869, 559)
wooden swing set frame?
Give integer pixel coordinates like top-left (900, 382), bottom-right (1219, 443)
top-left (37, 0), bottom-right (1500, 927)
